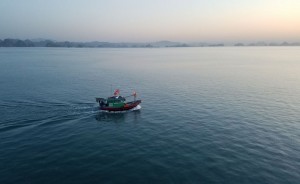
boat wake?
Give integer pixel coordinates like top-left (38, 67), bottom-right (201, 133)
top-left (132, 105), bottom-right (142, 111)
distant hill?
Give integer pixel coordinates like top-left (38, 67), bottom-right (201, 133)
top-left (0, 38), bottom-right (299, 48)
top-left (235, 41), bottom-right (300, 47)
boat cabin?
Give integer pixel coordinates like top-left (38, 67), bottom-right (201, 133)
top-left (97, 96), bottom-right (126, 108)
top-left (107, 96), bottom-right (126, 107)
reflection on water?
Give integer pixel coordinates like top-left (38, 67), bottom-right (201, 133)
top-left (95, 112), bottom-right (126, 122)
top-left (95, 110), bottom-right (141, 123)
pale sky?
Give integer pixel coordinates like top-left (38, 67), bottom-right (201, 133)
top-left (0, 0), bottom-right (299, 42)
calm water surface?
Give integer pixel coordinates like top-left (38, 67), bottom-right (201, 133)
top-left (0, 47), bottom-right (300, 183)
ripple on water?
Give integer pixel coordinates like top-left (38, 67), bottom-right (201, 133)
top-left (1, 47), bottom-right (300, 184)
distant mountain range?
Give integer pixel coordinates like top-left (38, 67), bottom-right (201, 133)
top-left (0, 38), bottom-right (299, 48)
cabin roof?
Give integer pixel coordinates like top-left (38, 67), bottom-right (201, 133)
top-left (107, 96), bottom-right (126, 102)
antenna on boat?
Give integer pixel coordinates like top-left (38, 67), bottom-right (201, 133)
top-left (110, 85), bottom-right (112, 96)
top-left (133, 90), bottom-right (137, 102)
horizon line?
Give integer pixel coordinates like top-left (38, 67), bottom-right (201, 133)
top-left (1, 38), bottom-right (300, 44)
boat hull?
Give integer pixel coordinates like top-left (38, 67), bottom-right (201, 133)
top-left (100, 100), bottom-right (141, 112)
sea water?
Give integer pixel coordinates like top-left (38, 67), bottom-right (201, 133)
top-left (0, 47), bottom-right (300, 183)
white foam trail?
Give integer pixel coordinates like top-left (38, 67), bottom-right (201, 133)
top-left (131, 105), bottom-right (142, 111)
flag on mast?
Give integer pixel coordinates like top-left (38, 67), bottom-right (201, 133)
top-left (114, 89), bottom-right (120, 96)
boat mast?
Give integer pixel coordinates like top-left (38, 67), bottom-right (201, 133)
top-left (133, 91), bottom-right (137, 101)
top-left (110, 84), bottom-right (112, 96)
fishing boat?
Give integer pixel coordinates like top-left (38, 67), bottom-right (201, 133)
top-left (96, 89), bottom-right (141, 112)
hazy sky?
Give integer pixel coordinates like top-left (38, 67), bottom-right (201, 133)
top-left (1, 0), bottom-right (299, 42)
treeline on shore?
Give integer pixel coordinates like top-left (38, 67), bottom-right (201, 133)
top-left (0, 38), bottom-right (299, 48)
top-left (0, 39), bottom-right (93, 48)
